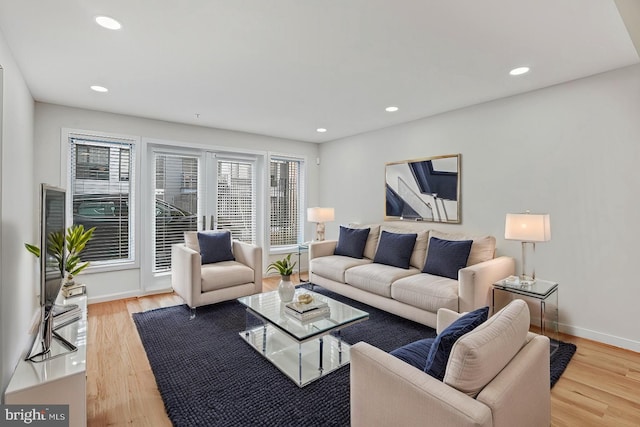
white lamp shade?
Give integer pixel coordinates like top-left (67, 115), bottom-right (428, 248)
top-left (307, 207), bottom-right (335, 223)
top-left (505, 213), bottom-right (551, 242)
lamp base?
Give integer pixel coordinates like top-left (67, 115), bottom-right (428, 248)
top-left (315, 222), bottom-right (326, 241)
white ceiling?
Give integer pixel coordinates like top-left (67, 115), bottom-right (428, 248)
top-left (0, 0), bottom-right (638, 143)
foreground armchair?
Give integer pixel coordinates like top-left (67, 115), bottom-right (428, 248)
top-left (350, 299), bottom-right (550, 427)
top-left (171, 231), bottom-right (262, 315)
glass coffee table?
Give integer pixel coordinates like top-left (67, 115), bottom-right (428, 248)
top-left (237, 289), bottom-right (368, 387)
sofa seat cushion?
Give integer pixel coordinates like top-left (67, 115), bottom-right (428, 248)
top-left (200, 261), bottom-right (255, 292)
top-left (391, 273), bottom-right (459, 312)
top-left (390, 338), bottom-right (436, 370)
top-left (310, 255), bottom-right (372, 283)
top-left (346, 263), bottom-right (420, 298)
top-left (444, 299), bottom-right (530, 397)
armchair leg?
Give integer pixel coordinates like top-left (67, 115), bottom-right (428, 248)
top-left (190, 307), bottom-right (196, 320)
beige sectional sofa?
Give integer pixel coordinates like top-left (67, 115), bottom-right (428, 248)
top-left (309, 221), bottom-right (515, 328)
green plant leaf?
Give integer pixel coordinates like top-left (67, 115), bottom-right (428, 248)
top-left (266, 253), bottom-right (297, 276)
top-left (24, 224), bottom-right (96, 279)
top-left (24, 243), bottom-right (41, 258)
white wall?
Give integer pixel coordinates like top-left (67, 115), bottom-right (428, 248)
top-left (34, 103), bottom-right (320, 301)
top-left (319, 64), bottom-right (640, 352)
top-left (0, 32), bottom-right (37, 396)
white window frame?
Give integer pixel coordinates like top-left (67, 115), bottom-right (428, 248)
top-left (268, 153), bottom-right (307, 254)
top-left (62, 128), bottom-right (141, 273)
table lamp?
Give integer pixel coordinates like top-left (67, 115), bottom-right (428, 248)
top-left (307, 207), bottom-right (335, 241)
top-left (504, 211), bottom-right (551, 285)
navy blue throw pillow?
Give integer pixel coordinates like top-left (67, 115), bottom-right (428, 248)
top-left (197, 230), bottom-right (235, 264)
top-left (422, 237), bottom-right (473, 279)
top-left (423, 306), bottom-right (489, 381)
top-left (334, 226), bottom-right (370, 259)
top-left (373, 231), bottom-right (417, 269)
top-left (390, 338), bottom-right (436, 370)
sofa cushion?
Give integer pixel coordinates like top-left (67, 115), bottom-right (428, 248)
top-left (334, 226), bottom-right (370, 259)
top-left (422, 237), bottom-right (473, 279)
top-left (200, 260), bottom-right (254, 292)
top-left (391, 273), bottom-right (459, 312)
top-left (444, 300), bottom-right (530, 397)
top-left (373, 231), bottom-right (417, 269)
top-left (348, 224), bottom-right (381, 260)
top-left (424, 306), bottom-right (489, 381)
top-left (346, 263), bottom-right (420, 298)
top-left (390, 338), bottom-right (436, 370)
top-left (310, 255), bottom-right (372, 283)
top-left (197, 230), bottom-right (235, 264)
top-left (429, 230), bottom-right (495, 266)
top-left (381, 226), bottom-right (429, 270)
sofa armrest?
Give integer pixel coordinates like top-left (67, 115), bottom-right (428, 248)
top-left (233, 241), bottom-right (263, 291)
top-left (437, 308), bottom-right (465, 334)
top-left (309, 240), bottom-right (338, 260)
top-left (171, 243), bottom-right (202, 308)
top-left (458, 256), bottom-right (515, 313)
top-left (350, 342), bottom-right (492, 427)
top-left (476, 335), bottom-right (550, 426)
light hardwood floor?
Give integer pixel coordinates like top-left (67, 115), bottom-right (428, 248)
top-left (86, 276), bottom-right (640, 426)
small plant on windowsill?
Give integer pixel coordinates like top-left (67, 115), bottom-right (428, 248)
top-left (267, 253), bottom-right (297, 302)
top-left (25, 224), bottom-right (96, 286)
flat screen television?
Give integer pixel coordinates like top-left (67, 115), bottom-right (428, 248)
top-left (28, 184), bottom-right (77, 361)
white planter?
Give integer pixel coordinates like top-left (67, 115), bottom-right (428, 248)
top-left (278, 275), bottom-right (295, 302)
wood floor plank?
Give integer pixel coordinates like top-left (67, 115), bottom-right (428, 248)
top-left (86, 282), bottom-right (640, 426)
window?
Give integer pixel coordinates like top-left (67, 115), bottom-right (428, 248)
top-left (75, 145), bottom-right (109, 180)
top-left (153, 153), bottom-right (199, 272)
top-left (69, 136), bottom-right (135, 265)
top-left (217, 159), bottom-right (256, 244)
top-left (270, 157), bottom-right (304, 247)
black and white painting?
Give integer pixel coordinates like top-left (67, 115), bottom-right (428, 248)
top-left (385, 154), bottom-right (460, 223)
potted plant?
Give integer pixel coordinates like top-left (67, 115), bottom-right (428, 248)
top-left (267, 253), bottom-right (297, 302)
top-left (25, 224), bottom-right (96, 286)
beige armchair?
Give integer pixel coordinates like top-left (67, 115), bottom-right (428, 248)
top-left (350, 299), bottom-right (550, 427)
top-left (171, 231), bottom-right (262, 315)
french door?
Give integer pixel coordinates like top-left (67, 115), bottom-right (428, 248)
top-left (146, 147), bottom-right (258, 291)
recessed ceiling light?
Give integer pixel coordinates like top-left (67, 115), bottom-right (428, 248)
top-left (95, 16), bottom-right (122, 30)
top-left (385, 106), bottom-right (399, 112)
top-left (90, 85), bottom-right (109, 93)
top-left (316, 128), bottom-right (327, 133)
top-left (509, 66), bottom-right (530, 76)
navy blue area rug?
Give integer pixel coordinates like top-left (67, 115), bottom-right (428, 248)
top-left (133, 286), bottom-right (575, 427)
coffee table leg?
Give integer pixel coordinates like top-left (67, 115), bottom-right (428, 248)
top-left (318, 337), bottom-right (324, 373)
top-left (337, 331), bottom-right (343, 365)
top-left (262, 324), bottom-right (267, 355)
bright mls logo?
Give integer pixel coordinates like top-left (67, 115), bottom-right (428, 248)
top-left (1, 405), bottom-right (68, 426)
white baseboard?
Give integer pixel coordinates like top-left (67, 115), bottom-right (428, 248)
top-left (87, 289), bottom-right (143, 304)
top-left (559, 322), bottom-right (640, 353)
top-left (86, 287), bottom-right (175, 305)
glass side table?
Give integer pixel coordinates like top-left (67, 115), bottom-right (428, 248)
top-left (492, 278), bottom-right (559, 354)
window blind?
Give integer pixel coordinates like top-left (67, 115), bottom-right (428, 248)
top-left (69, 137), bottom-right (134, 264)
top-left (154, 153), bottom-right (199, 272)
top-left (216, 160), bottom-right (256, 244)
top-left (270, 158), bottom-right (302, 246)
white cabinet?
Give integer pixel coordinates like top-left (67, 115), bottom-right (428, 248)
top-left (4, 296), bottom-right (87, 427)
